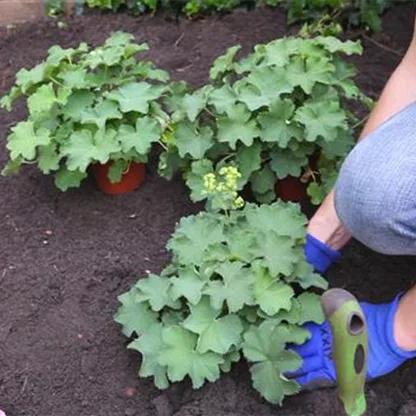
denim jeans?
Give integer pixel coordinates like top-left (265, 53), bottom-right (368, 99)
top-left (334, 100), bottom-right (416, 255)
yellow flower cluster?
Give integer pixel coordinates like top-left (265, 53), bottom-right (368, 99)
top-left (233, 196), bottom-right (245, 209)
top-left (203, 173), bottom-right (217, 192)
top-left (202, 166), bottom-right (244, 209)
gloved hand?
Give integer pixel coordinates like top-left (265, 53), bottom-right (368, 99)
top-left (287, 294), bottom-right (416, 390)
top-left (304, 234), bottom-right (341, 274)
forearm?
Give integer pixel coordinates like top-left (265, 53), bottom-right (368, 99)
top-left (308, 35), bottom-right (416, 250)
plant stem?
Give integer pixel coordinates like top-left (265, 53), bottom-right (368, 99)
top-left (50, 76), bottom-right (64, 87)
top-left (352, 114), bottom-right (370, 130)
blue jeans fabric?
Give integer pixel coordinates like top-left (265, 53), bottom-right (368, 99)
top-left (334, 100), bottom-right (416, 255)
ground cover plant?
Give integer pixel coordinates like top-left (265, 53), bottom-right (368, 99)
top-left (159, 35), bottom-right (370, 206)
top-left (114, 197), bottom-right (328, 405)
top-left (0, 31), bottom-right (173, 191)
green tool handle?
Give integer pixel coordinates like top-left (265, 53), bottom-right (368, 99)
top-left (321, 288), bottom-right (368, 416)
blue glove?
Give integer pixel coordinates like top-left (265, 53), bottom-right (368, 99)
top-left (304, 234), bottom-right (341, 274)
top-left (287, 294), bottom-right (416, 390)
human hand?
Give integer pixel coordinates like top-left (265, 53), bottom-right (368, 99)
top-left (287, 294), bottom-right (416, 390)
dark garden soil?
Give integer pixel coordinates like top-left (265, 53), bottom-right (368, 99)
top-left (1, 4), bottom-right (416, 416)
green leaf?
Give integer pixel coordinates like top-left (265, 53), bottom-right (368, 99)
top-left (161, 310), bottom-right (184, 326)
top-left (235, 142), bottom-right (262, 182)
top-left (168, 213), bottom-right (225, 266)
top-left (130, 61), bottom-right (169, 81)
top-left (27, 84), bottom-right (56, 119)
top-left (80, 99), bottom-right (123, 130)
top-left (158, 326), bottom-right (223, 388)
top-left (208, 84), bottom-right (237, 114)
top-left (16, 63), bottom-right (47, 93)
top-left (243, 323), bottom-right (307, 405)
top-left (210, 45), bottom-right (241, 80)
top-left (295, 292), bottom-right (325, 325)
top-left (297, 271), bottom-right (328, 290)
top-left (258, 99), bottom-right (301, 147)
top-left (1, 158), bottom-right (23, 176)
top-left (59, 68), bottom-right (89, 88)
top-left (128, 323), bottom-right (169, 389)
top-left (287, 56), bottom-right (334, 94)
top-left (46, 45), bottom-right (77, 66)
top-left (118, 116), bottom-right (161, 155)
top-left (249, 355), bottom-right (300, 405)
top-left (254, 233), bottom-right (298, 277)
top-left (183, 296), bottom-right (243, 354)
top-left (226, 228), bottom-right (257, 263)
top-left (220, 348), bottom-right (241, 373)
top-left (84, 45), bottom-right (125, 69)
top-left (114, 288), bottom-right (158, 337)
top-left (0, 86), bottom-right (22, 111)
top-left (174, 121), bottom-right (214, 159)
top-left (170, 268), bottom-right (207, 305)
top-left (108, 159), bottom-right (129, 183)
top-left (245, 202), bottom-right (307, 239)
top-left (245, 67), bottom-right (293, 105)
top-left (250, 164), bottom-right (276, 196)
top-left (104, 31), bottom-right (136, 47)
top-left (261, 38), bottom-right (300, 67)
top-left (319, 128), bottom-right (354, 159)
top-left (295, 100), bottom-right (347, 142)
top-left (239, 306), bottom-right (259, 324)
top-left (107, 82), bottom-right (165, 114)
top-left (237, 84), bottom-right (271, 112)
top-left (136, 274), bottom-right (180, 312)
top-left (180, 86), bottom-right (212, 122)
top-left (55, 168), bottom-right (87, 191)
top-left (217, 104), bottom-right (260, 149)
top-left (204, 261), bottom-right (254, 312)
top-left (254, 268), bottom-right (294, 316)
top-left (7, 122), bottom-right (51, 160)
top-left (277, 293), bottom-right (325, 326)
top-left (38, 143), bottom-right (60, 173)
top-left (234, 52), bottom-right (260, 74)
top-left (158, 149), bottom-right (189, 180)
top-left (314, 36), bottom-right (363, 55)
top-left (269, 149), bottom-right (308, 179)
top-left (63, 90), bottom-right (95, 120)
top-left (63, 129), bottom-right (120, 172)
top-left (185, 159), bottom-right (215, 202)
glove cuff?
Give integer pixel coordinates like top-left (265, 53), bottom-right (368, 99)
top-left (386, 293), bottom-right (416, 359)
top-left (305, 234), bottom-right (341, 274)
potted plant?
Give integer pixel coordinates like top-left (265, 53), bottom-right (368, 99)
top-left (158, 34), bottom-right (371, 205)
top-left (1, 31), bottom-right (174, 195)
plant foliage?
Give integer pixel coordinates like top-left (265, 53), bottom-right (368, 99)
top-left (82, 0), bottom-right (399, 32)
top-left (283, 0), bottom-right (394, 33)
top-left (159, 35), bottom-right (370, 206)
top-left (114, 201), bottom-right (328, 405)
top-left (0, 32), bottom-right (173, 190)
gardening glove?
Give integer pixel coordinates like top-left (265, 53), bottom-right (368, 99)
top-left (287, 293), bottom-right (416, 390)
top-left (304, 234), bottom-right (341, 274)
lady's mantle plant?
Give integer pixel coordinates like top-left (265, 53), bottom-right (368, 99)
top-left (159, 35), bottom-right (370, 205)
top-left (114, 190), bottom-right (328, 405)
top-left (1, 31), bottom-right (173, 190)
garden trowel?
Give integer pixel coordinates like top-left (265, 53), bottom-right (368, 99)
top-left (321, 288), bottom-right (368, 416)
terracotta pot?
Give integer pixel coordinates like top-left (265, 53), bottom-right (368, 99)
top-left (274, 151), bottom-right (321, 202)
top-left (91, 162), bottom-right (145, 195)
top-left (275, 176), bottom-right (307, 202)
